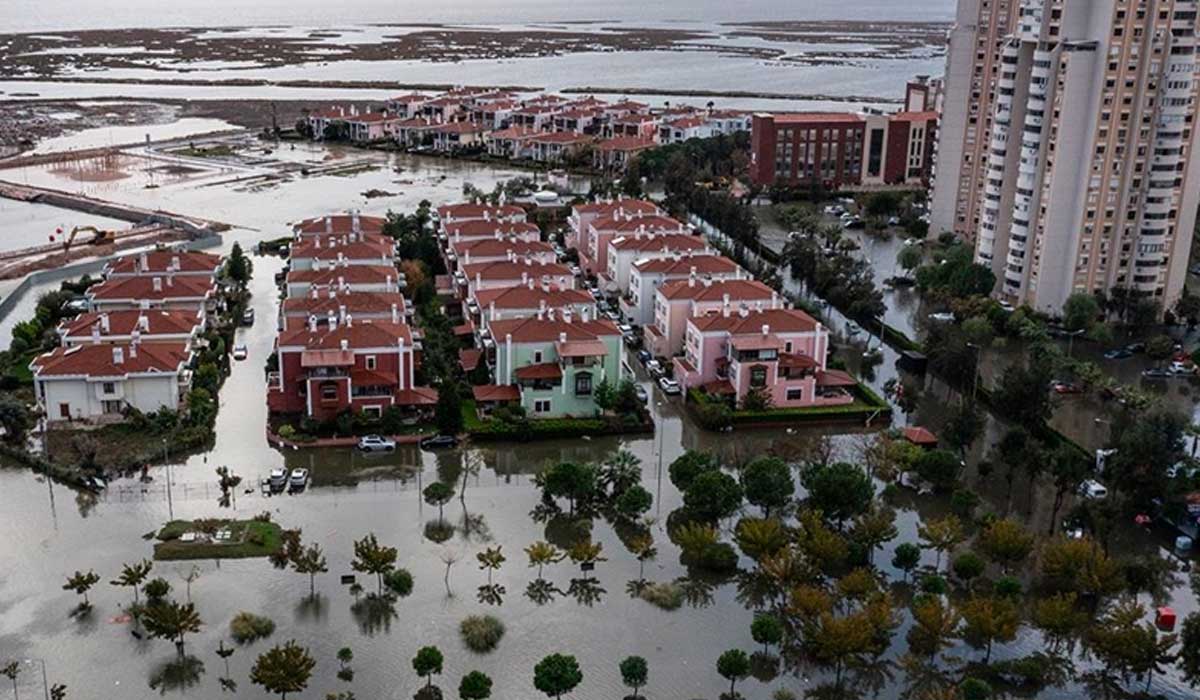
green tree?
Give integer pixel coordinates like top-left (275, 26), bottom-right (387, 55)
top-left (599, 449), bottom-right (642, 497)
top-left (1063, 292), bottom-right (1100, 332)
top-left (951, 552), bottom-right (985, 585)
top-left (524, 541), bottom-right (564, 579)
top-left (1146, 334), bottom-right (1175, 365)
top-left (459, 670), bottom-right (493, 700)
top-left (593, 378), bottom-right (616, 413)
top-left (435, 381), bottom-right (464, 436)
top-left (111, 559), bottom-right (153, 604)
top-left (350, 533), bottom-right (397, 595)
top-left (734, 517), bottom-right (788, 562)
top-left (1180, 611), bottom-right (1200, 687)
top-left (1032, 592), bottom-right (1086, 652)
top-left (142, 600), bottom-right (202, 656)
top-left (476, 546), bottom-right (505, 585)
top-left (668, 451), bottom-right (719, 491)
top-left (849, 506), bottom-right (898, 565)
top-left (424, 481), bottom-right (455, 523)
top-left (960, 677), bottom-right (993, 700)
top-left (960, 596), bottom-right (1020, 664)
top-left (533, 654), bottom-right (583, 699)
top-left (751, 614), bottom-right (785, 654)
top-left (62, 569), bottom-right (100, 606)
top-left (615, 485), bottom-right (653, 520)
top-left (1038, 537), bottom-right (1124, 605)
top-left (683, 470), bottom-right (743, 521)
top-left (618, 656), bottom-right (648, 699)
top-left (0, 396), bottom-right (33, 444)
top-left (906, 596), bottom-right (960, 664)
top-left (291, 543), bottom-right (327, 598)
top-left (892, 543), bottom-right (922, 581)
top-left (942, 404), bottom-right (984, 457)
top-left (249, 640), bottom-right (315, 699)
top-left (992, 362), bottom-right (1054, 430)
top-left (977, 519), bottom-right (1034, 573)
top-left (799, 461), bottom-right (873, 527)
top-left (918, 515), bottom-right (965, 572)
top-left (897, 245), bottom-right (923, 277)
top-left (716, 649), bottom-right (750, 696)
top-left (740, 457), bottom-right (794, 516)
top-left (540, 462), bottom-right (599, 515)
top-left (225, 242), bottom-right (252, 286)
top-left (413, 646), bottom-right (444, 689)
top-left (914, 450), bottom-right (963, 492)
top-left (1089, 599), bottom-right (1177, 692)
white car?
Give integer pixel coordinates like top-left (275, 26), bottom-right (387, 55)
top-left (288, 468), bottom-right (309, 489)
top-left (357, 435), bottom-right (396, 452)
top-left (645, 359), bottom-right (663, 377)
top-left (1079, 479), bottom-right (1108, 500)
top-left (845, 321), bottom-right (862, 336)
top-left (928, 312), bottom-right (955, 323)
top-left (233, 344), bottom-right (248, 360)
top-left (658, 377), bottom-right (682, 395)
top-left (268, 467), bottom-right (288, 490)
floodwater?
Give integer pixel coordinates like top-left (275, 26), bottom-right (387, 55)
top-left (1, 134), bottom-right (1198, 699)
top-left (0, 199), bottom-right (130, 253)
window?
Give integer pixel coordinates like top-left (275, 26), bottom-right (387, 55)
top-left (786, 388), bottom-right (804, 402)
top-left (749, 365), bottom-right (768, 389)
top-left (575, 372), bottom-right (593, 396)
top-left (533, 351), bottom-right (543, 363)
top-left (362, 405), bottom-right (382, 418)
top-left (102, 382), bottom-right (116, 395)
top-left (321, 382), bottom-right (338, 401)
top-left (365, 355), bottom-right (377, 370)
top-left (534, 399), bottom-right (551, 414)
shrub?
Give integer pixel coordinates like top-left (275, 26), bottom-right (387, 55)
top-left (230, 611), bottom-right (276, 644)
top-left (952, 552), bottom-right (985, 583)
top-left (638, 582), bottom-right (684, 610)
top-left (384, 569), bottom-right (414, 597)
top-left (460, 615), bottom-right (505, 652)
top-left (919, 575), bottom-right (947, 596)
top-left (698, 542), bottom-right (739, 573)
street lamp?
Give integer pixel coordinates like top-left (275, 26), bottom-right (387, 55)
top-left (23, 658), bottom-right (49, 700)
top-left (1066, 328), bottom-right (1086, 358)
top-left (654, 401), bottom-right (665, 519)
top-left (163, 438), bottom-right (174, 519)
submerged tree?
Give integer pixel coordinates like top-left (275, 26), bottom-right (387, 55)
top-left (533, 654), bottom-right (583, 700)
top-left (62, 569), bottom-right (101, 608)
top-left (249, 640), bottom-right (315, 700)
top-left (142, 601), bottom-right (203, 657)
top-left (716, 649), bottom-right (750, 697)
top-left (476, 546), bottom-right (506, 586)
top-left (112, 559), bottom-right (154, 604)
top-left (350, 533), bottom-right (397, 595)
top-left (291, 543), bottom-right (328, 598)
top-left (525, 541), bottom-right (564, 579)
top-left (412, 646), bottom-right (444, 690)
top-left (619, 656), bottom-right (648, 700)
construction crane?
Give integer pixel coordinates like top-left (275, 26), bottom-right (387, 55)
top-left (50, 226), bottom-right (116, 253)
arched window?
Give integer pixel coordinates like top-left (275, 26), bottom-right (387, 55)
top-left (749, 365), bottom-right (768, 388)
top-left (575, 371), bottom-right (593, 396)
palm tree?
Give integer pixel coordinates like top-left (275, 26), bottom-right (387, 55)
top-left (1, 662), bottom-right (20, 700)
top-left (216, 640), bottom-right (235, 677)
top-left (627, 534), bottom-right (657, 582)
top-left (600, 449), bottom-right (642, 496)
top-left (567, 541), bottom-right (606, 570)
top-left (111, 559), bottom-right (153, 604)
top-left (524, 542), bottom-right (564, 579)
top-left (476, 546), bottom-right (505, 585)
top-left (62, 569), bottom-right (101, 607)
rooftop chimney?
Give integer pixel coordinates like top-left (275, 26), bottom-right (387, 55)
top-left (152, 277), bottom-right (163, 292)
top-left (559, 331), bottom-right (568, 343)
top-left (325, 216), bottom-right (332, 234)
top-left (170, 255), bottom-right (180, 271)
top-left (762, 324), bottom-right (770, 336)
top-left (112, 346), bottom-right (124, 364)
top-left (129, 337), bottom-right (138, 358)
top-left (309, 314), bottom-right (319, 332)
top-left (139, 251), bottom-right (149, 272)
top-left (340, 339), bottom-right (350, 351)
top-left (99, 313), bottom-right (110, 333)
top-left (391, 303), bottom-right (399, 324)
top-left (91, 323), bottom-right (101, 344)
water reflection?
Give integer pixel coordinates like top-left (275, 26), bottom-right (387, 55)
top-left (524, 579), bottom-right (558, 606)
top-left (349, 594), bottom-right (397, 637)
top-left (146, 655), bottom-right (205, 695)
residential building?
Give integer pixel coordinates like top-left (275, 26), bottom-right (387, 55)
top-left (293, 213), bottom-right (385, 238)
top-left (552, 108), bottom-right (602, 134)
top-left (471, 283), bottom-right (596, 331)
top-left (594, 137), bottom-right (656, 171)
top-left (442, 220), bottom-right (541, 244)
top-left (436, 203), bottom-right (527, 227)
top-left (937, 0), bottom-right (1200, 312)
top-left (470, 99), bottom-right (518, 129)
top-left (485, 312), bottom-right (623, 418)
top-left (267, 319), bottom-right (434, 421)
top-left (432, 121), bottom-right (487, 152)
top-left (280, 291), bottom-right (409, 331)
top-left (288, 234), bottom-right (395, 271)
top-left (859, 110), bottom-right (939, 187)
top-left (672, 307), bottom-right (853, 409)
top-left (103, 250), bottom-right (222, 279)
top-left (86, 275), bottom-right (215, 312)
top-left (485, 126), bottom-right (541, 158)
top-left (607, 114), bottom-right (660, 140)
top-left (510, 104), bottom-right (563, 131)
top-left (621, 254), bottom-right (746, 325)
top-left (749, 113), bottom-right (866, 188)
top-left (58, 309), bottom-right (205, 348)
top-left (658, 116), bottom-right (714, 144)
top-left (526, 132), bottom-right (593, 163)
top-left (33, 342), bottom-right (193, 422)
top-left (285, 264), bottom-right (403, 298)
top-left (458, 259), bottom-right (575, 298)
top-left (643, 278), bottom-right (780, 357)
top-left (345, 111), bottom-right (400, 143)
top-left (567, 198), bottom-right (660, 250)
top-left (603, 232), bottom-right (711, 292)
top-left (418, 96), bottom-right (465, 121)
top-left (394, 118), bottom-right (439, 147)
top-left (448, 237), bottom-right (556, 269)
top-left (928, 1), bottom-right (1023, 239)
top-left (580, 212), bottom-right (688, 277)
top-left (385, 93), bottom-right (430, 118)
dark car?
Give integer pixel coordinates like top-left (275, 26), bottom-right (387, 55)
top-left (1126, 342), bottom-right (1146, 354)
top-left (1103, 348), bottom-right (1133, 360)
top-left (419, 435), bottom-right (459, 450)
top-left (1143, 368), bottom-right (1174, 379)
top-left (637, 350), bottom-right (653, 364)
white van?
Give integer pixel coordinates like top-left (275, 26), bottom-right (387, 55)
top-left (1079, 479), bottom-right (1108, 500)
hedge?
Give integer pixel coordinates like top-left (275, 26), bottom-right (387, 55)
top-left (686, 382), bottom-right (891, 430)
top-left (463, 401), bottom-right (652, 441)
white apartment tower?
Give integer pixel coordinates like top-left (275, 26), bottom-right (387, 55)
top-left (932, 0), bottom-right (1200, 314)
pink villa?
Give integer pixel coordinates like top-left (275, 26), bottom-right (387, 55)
top-left (293, 213), bottom-right (385, 238)
top-left (594, 137), bottom-right (656, 171)
top-left (580, 211), bottom-right (687, 277)
top-left (673, 307), bottom-right (856, 409)
top-left (567, 198), bottom-right (659, 251)
top-left (644, 278), bottom-right (781, 357)
top-left (345, 111), bottom-right (401, 143)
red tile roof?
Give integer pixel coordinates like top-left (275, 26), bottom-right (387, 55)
top-left (459, 349), bottom-right (482, 372)
top-left (514, 362), bottom-right (563, 380)
top-left (487, 126), bottom-right (541, 141)
top-left (87, 276), bottom-right (214, 301)
top-left (473, 384), bottom-right (520, 402)
top-left (590, 214), bottom-right (686, 233)
top-left (572, 199), bottom-right (659, 217)
top-left (473, 285), bottom-right (593, 310)
top-left (460, 259), bottom-right (571, 281)
top-left (277, 320), bottom-right (414, 350)
top-left (436, 121), bottom-right (486, 135)
top-left (282, 292), bottom-right (407, 318)
top-left (59, 309), bottom-right (202, 338)
top-left (730, 334), bottom-right (783, 351)
top-left (286, 265), bottom-right (399, 286)
top-left (529, 132), bottom-right (593, 145)
top-left (106, 250), bottom-right (222, 276)
top-left (610, 233), bottom-right (707, 253)
top-left (451, 238), bottom-right (554, 259)
top-left (444, 220), bottom-right (540, 238)
top-left (437, 203), bottom-right (525, 220)
top-left (597, 136), bottom-right (657, 152)
top-left (691, 308), bottom-right (818, 334)
top-left (293, 214), bottom-right (386, 235)
top-left (816, 369), bottom-right (857, 387)
top-left (33, 341), bottom-right (190, 378)
top-left (659, 278), bottom-right (776, 302)
top-left (395, 387), bottom-right (439, 405)
top-left (290, 236), bottom-right (394, 261)
top-left (633, 254), bottom-right (741, 275)
top-left (489, 316), bottom-right (619, 343)
top-left (903, 426), bottom-right (939, 446)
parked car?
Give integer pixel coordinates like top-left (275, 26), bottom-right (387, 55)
top-left (419, 435), bottom-right (459, 450)
top-left (928, 312), bottom-right (955, 323)
top-left (1079, 479), bottom-right (1108, 500)
top-left (569, 264), bottom-right (582, 276)
top-left (288, 468), bottom-right (309, 490)
top-left (645, 359), bottom-right (663, 377)
top-left (1103, 348), bottom-right (1133, 360)
top-left (1051, 381), bottom-right (1082, 395)
top-left (618, 324), bottom-right (634, 335)
top-left (233, 344), bottom-right (248, 361)
top-left (635, 385), bottom-right (649, 403)
top-left (658, 377), bottom-right (682, 395)
top-left (61, 298), bottom-right (89, 314)
top-left (1126, 342), bottom-right (1146, 354)
top-left (357, 435), bottom-right (396, 452)
top-left (241, 308), bottom-right (255, 325)
top-left (637, 350), bottom-right (653, 364)
top-left (1143, 367), bottom-right (1175, 379)
top-left (268, 467), bottom-right (288, 491)
top-left (845, 321), bottom-right (863, 336)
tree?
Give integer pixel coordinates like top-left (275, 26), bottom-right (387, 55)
top-left (914, 450), bottom-right (963, 492)
top-left (225, 242), bottom-right (252, 286)
top-left (336, 647), bottom-right (353, 670)
top-left (668, 450), bottom-right (719, 491)
top-left (1089, 599), bottom-right (1177, 692)
top-left (1063, 292), bottom-right (1100, 332)
top-left (143, 577), bottom-right (171, 602)
top-left (1032, 593), bottom-right (1086, 653)
top-left (906, 596), bottom-right (960, 664)
top-left (1038, 537), bottom-right (1123, 605)
top-left (413, 646), bottom-right (444, 689)
top-left (350, 533), bottom-right (397, 595)
top-left (291, 543), bottom-right (327, 597)
top-left (683, 470), bottom-right (743, 521)
top-left (628, 533), bottom-right (658, 581)
top-left (942, 404), bottom-right (983, 457)
top-left (1105, 409), bottom-right (1188, 505)
top-left (951, 552), bottom-right (985, 585)
top-left (715, 649), bottom-right (750, 697)
top-left (533, 654), bottom-right (583, 699)
top-left (918, 515), bottom-right (965, 572)
top-left (1180, 611), bottom-right (1200, 687)
top-left (850, 506), bottom-right (898, 565)
top-left (62, 569), bottom-right (100, 606)
top-left (751, 614), bottom-right (784, 654)
top-left (2, 661), bottom-right (19, 700)
top-left (112, 559), bottom-right (153, 604)
top-left (992, 362), bottom-right (1054, 429)
top-left (525, 541), bottom-right (564, 579)
top-left (249, 640), bottom-right (315, 699)
top-left (977, 519), bottom-right (1034, 573)
top-left (593, 378), bottom-right (616, 413)
top-left (960, 596), bottom-right (1020, 664)
top-left (618, 656), bottom-right (648, 699)
top-left (459, 670), bottom-right (493, 700)
top-left (424, 481), bottom-right (455, 523)
top-left (615, 485), bottom-right (653, 520)
top-left (476, 546), bottom-right (505, 585)
top-left (142, 600), bottom-right (202, 656)
top-left (897, 245), bottom-right (923, 277)
top-left (540, 462), bottom-right (599, 515)
top-left (799, 461), bottom-right (873, 527)
top-left (734, 517), bottom-right (788, 562)
top-left (1047, 445), bottom-right (1090, 535)
top-left (892, 543), bottom-right (921, 581)
top-left (802, 610), bottom-right (879, 688)
top-left (1146, 334), bottom-right (1175, 365)
top-left (740, 457), bottom-right (794, 516)
top-left (599, 449), bottom-right (642, 497)
top-left (435, 381), bottom-right (464, 436)
top-left (0, 396), bottom-right (33, 444)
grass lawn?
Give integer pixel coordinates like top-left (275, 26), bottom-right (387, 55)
top-left (154, 519), bottom-right (283, 561)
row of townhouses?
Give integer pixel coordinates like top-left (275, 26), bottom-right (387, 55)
top-left (31, 249), bottom-right (224, 423)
